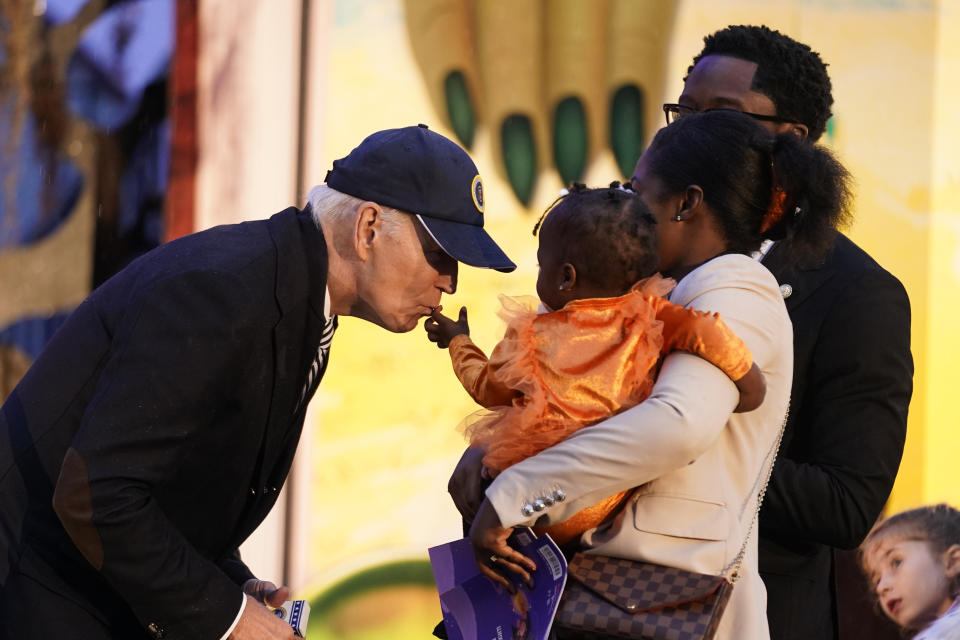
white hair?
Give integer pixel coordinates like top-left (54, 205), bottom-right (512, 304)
top-left (307, 185), bottom-right (407, 239)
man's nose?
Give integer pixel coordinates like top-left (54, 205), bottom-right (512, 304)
top-left (438, 257), bottom-right (458, 294)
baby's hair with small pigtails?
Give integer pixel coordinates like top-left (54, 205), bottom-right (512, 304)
top-left (532, 182), bottom-right (590, 237)
top-left (533, 181), bottom-right (658, 296)
top-left (859, 504), bottom-right (960, 601)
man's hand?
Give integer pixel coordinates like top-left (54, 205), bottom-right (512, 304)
top-left (468, 499), bottom-right (536, 593)
top-left (227, 579), bottom-right (295, 640)
top-left (448, 446), bottom-right (487, 523)
top-left (242, 578), bottom-right (291, 607)
top-left (424, 306), bottom-right (470, 349)
top-left (228, 594), bottom-right (295, 640)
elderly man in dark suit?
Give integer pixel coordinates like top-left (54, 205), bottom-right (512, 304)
top-left (0, 124), bottom-right (514, 640)
top-left (671, 26), bottom-right (913, 640)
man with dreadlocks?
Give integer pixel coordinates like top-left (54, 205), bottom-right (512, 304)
top-left (673, 25), bottom-right (913, 640)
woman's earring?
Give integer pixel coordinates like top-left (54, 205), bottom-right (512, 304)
top-left (674, 214), bottom-right (682, 222)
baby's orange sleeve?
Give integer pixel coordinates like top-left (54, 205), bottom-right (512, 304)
top-left (448, 334), bottom-right (517, 407)
top-left (650, 297), bottom-right (754, 381)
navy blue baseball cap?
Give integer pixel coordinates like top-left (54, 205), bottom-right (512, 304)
top-left (325, 124), bottom-right (516, 272)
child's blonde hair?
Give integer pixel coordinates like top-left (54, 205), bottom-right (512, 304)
top-left (859, 504), bottom-right (960, 600)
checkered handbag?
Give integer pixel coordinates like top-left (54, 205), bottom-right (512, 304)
top-left (555, 404), bottom-right (789, 639)
top-left (553, 553), bottom-right (732, 640)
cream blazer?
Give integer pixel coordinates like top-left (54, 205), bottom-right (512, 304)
top-left (486, 254), bottom-right (793, 640)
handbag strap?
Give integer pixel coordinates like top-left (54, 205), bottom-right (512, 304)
top-left (724, 401), bottom-right (789, 584)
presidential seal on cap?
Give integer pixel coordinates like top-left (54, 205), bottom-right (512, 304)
top-left (324, 124), bottom-right (516, 272)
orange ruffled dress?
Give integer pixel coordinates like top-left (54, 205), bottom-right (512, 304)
top-left (447, 275), bottom-right (754, 544)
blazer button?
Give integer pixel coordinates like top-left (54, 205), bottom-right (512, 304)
top-left (147, 622), bottom-right (166, 639)
top-left (551, 489), bottom-right (566, 503)
top-left (533, 499), bottom-right (546, 512)
top-left (779, 283), bottom-right (793, 299)
top-left (521, 504), bottom-right (535, 517)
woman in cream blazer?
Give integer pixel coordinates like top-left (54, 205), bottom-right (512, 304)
top-left (462, 110), bottom-right (853, 639)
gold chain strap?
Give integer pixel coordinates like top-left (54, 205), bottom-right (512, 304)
top-left (726, 401), bottom-right (789, 584)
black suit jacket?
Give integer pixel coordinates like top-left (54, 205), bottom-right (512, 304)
top-left (0, 206), bottom-right (330, 639)
top-left (758, 232), bottom-right (913, 640)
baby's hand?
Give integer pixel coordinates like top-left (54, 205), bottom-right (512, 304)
top-left (424, 306), bottom-right (470, 349)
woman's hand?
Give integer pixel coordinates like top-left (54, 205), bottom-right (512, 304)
top-left (424, 306), bottom-right (470, 348)
top-left (468, 499), bottom-right (537, 593)
top-left (448, 446), bottom-right (487, 523)
top-left (733, 362), bottom-right (766, 413)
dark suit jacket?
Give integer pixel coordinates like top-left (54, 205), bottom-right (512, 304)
top-left (758, 232), bottom-right (913, 640)
top-left (0, 206), bottom-right (330, 639)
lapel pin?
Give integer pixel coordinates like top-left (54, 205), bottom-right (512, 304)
top-left (780, 284), bottom-right (793, 299)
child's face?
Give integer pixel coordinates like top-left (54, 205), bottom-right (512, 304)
top-left (865, 535), bottom-right (955, 630)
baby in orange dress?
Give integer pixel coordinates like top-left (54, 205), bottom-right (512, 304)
top-left (425, 183), bottom-right (765, 544)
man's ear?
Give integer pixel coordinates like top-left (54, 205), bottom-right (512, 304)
top-left (674, 185), bottom-right (704, 222)
top-left (559, 263), bottom-right (577, 291)
top-left (353, 202), bottom-right (383, 260)
top-left (944, 544), bottom-right (960, 579)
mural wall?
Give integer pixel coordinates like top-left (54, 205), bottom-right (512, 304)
top-left (0, 0), bottom-right (174, 397)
